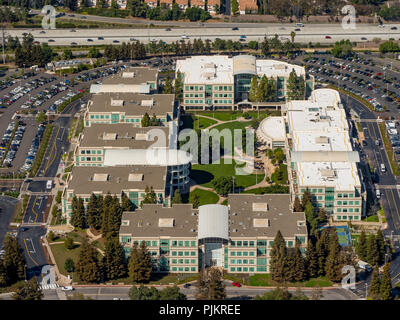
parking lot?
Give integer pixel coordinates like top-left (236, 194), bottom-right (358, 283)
top-left (298, 52), bottom-right (400, 119)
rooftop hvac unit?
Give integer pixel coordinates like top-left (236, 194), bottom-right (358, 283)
top-left (141, 99), bottom-right (154, 107)
top-left (122, 72), bottom-right (135, 78)
top-left (110, 99), bottom-right (124, 106)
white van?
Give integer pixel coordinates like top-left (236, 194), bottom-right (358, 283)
top-left (46, 180), bottom-right (52, 189)
top-left (376, 189), bottom-right (381, 199)
top-left (380, 163), bottom-right (386, 173)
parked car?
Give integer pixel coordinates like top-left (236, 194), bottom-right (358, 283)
top-left (232, 282), bottom-right (241, 287)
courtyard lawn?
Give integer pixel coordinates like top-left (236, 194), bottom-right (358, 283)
top-left (197, 111), bottom-right (273, 122)
top-left (363, 215), bottom-right (379, 222)
top-left (191, 160), bottom-right (264, 189)
top-left (50, 243), bottom-right (82, 276)
top-left (148, 273), bottom-right (198, 285)
top-left (192, 116), bottom-right (218, 130)
top-left (189, 188), bottom-right (219, 206)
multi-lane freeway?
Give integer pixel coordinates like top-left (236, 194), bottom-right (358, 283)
top-left (5, 23), bottom-right (400, 45)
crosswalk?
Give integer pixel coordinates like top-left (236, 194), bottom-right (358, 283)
top-left (40, 284), bottom-right (59, 290)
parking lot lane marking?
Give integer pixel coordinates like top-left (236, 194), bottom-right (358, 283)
top-left (23, 238), bottom-right (39, 267)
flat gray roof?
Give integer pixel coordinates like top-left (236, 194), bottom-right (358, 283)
top-left (102, 67), bottom-right (158, 85)
top-left (79, 124), bottom-right (170, 149)
top-left (67, 165), bottom-right (167, 194)
top-left (120, 204), bottom-right (198, 238)
top-left (228, 194), bottom-right (307, 238)
top-left (88, 92), bottom-right (175, 116)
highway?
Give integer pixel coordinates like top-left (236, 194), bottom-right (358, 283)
top-left (5, 23), bottom-right (400, 45)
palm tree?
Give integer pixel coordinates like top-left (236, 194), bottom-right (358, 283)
top-left (290, 31), bottom-right (296, 44)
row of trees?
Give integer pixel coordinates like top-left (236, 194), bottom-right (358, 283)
top-left (270, 228), bottom-right (355, 283)
top-left (249, 75), bottom-right (277, 102)
top-left (0, 235), bottom-right (26, 288)
top-left (70, 192), bottom-right (132, 238)
top-left (369, 264), bottom-right (393, 300)
top-left (356, 230), bottom-right (388, 266)
top-left (141, 112), bottom-right (162, 127)
top-left (14, 33), bottom-right (54, 68)
top-left (287, 69), bottom-right (306, 100)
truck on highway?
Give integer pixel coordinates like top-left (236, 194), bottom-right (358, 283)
top-left (357, 260), bottom-right (372, 272)
top-left (46, 180), bottom-right (52, 190)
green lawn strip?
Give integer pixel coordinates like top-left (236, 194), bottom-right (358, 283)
top-left (147, 273), bottom-right (198, 285)
top-left (248, 274), bottom-right (332, 287)
top-left (191, 160), bottom-right (264, 189)
top-left (28, 124), bottom-right (54, 177)
top-left (68, 118), bottom-right (77, 141)
top-left (221, 199), bottom-right (228, 205)
top-left (196, 111), bottom-right (270, 122)
top-left (379, 206), bottom-right (385, 217)
top-left (57, 91), bottom-right (88, 113)
top-left (12, 194), bottom-right (29, 223)
top-left (189, 188), bottom-right (219, 206)
top-left (192, 116), bottom-right (217, 130)
top-left (224, 273), bottom-right (250, 285)
top-left (74, 119), bottom-right (84, 138)
top-left (363, 215), bottom-right (379, 222)
top-left (240, 185), bottom-right (290, 194)
top-left (378, 123), bottom-right (400, 176)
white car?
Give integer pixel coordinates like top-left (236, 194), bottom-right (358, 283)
top-left (61, 286), bottom-right (74, 291)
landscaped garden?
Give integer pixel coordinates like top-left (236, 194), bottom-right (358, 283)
top-left (188, 188), bottom-right (219, 206)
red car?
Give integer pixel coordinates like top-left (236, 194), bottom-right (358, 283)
top-left (77, 89), bottom-right (84, 93)
top-left (232, 282), bottom-right (241, 287)
top-left (325, 35), bottom-right (332, 39)
top-left (377, 72), bottom-right (382, 76)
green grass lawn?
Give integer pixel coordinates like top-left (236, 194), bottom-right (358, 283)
top-left (241, 185), bottom-right (289, 194)
top-left (197, 111), bottom-right (273, 121)
top-left (192, 116), bottom-right (218, 130)
top-left (379, 123), bottom-right (400, 176)
top-left (189, 188), bottom-right (219, 206)
top-left (148, 273), bottom-right (198, 285)
top-left (191, 160), bottom-right (264, 189)
top-left (363, 215), bottom-right (379, 222)
top-left (50, 243), bottom-right (82, 277)
top-left (248, 274), bottom-right (332, 287)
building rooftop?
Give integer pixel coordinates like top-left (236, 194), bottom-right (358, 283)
top-left (78, 123), bottom-right (170, 149)
top-left (296, 161), bottom-right (361, 191)
top-left (292, 130), bottom-right (352, 152)
top-left (257, 116), bottom-right (286, 142)
top-left (88, 92), bottom-right (175, 116)
top-left (256, 60), bottom-right (305, 78)
top-left (227, 194), bottom-right (307, 238)
top-left (102, 67), bottom-right (158, 86)
top-left (238, 0), bottom-right (258, 10)
top-left (120, 204), bottom-right (198, 238)
top-left (67, 165), bottom-right (167, 194)
top-left (103, 149), bottom-right (192, 166)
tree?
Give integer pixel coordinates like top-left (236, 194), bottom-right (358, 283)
top-left (88, 47), bottom-right (101, 58)
top-left (172, 189), bottom-right (183, 204)
top-left (293, 196), bottom-right (303, 212)
top-left (325, 230), bottom-right (342, 282)
top-left (270, 230), bottom-right (286, 282)
top-left (301, 188), bottom-right (312, 208)
top-left (87, 193), bottom-right (102, 230)
top-left (369, 266), bottom-right (381, 300)
top-left (141, 186), bottom-right (157, 206)
top-left (121, 192), bottom-right (133, 212)
top-left (47, 231), bottom-right (55, 242)
top-left (65, 0), bottom-right (78, 11)
top-left (211, 176), bottom-right (233, 197)
top-left (290, 31), bottom-right (296, 43)
top-left (379, 40), bottom-right (400, 53)
top-left (2, 234), bottom-right (26, 284)
top-left (316, 229), bottom-right (329, 276)
top-left (231, 0), bottom-right (239, 14)
top-left (208, 268), bottom-right (226, 300)
top-left (366, 234), bottom-right (379, 266)
top-left (64, 258), bottom-right (75, 273)
top-left (376, 229), bottom-right (386, 265)
top-left (64, 236), bottom-right (74, 250)
top-left (331, 39), bottom-right (354, 58)
top-left (260, 37), bottom-right (270, 56)
top-left (189, 193), bottom-right (200, 209)
top-left (129, 285), bottom-right (160, 300)
top-left (129, 241), bottom-right (152, 283)
top-left (12, 278), bottom-right (43, 300)
top-left (160, 285), bottom-right (187, 300)
top-left (174, 70), bottom-right (183, 101)
top-left (75, 238), bottom-right (102, 283)
top-left (62, 48), bottom-right (73, 60)
top-left (141, 112), bottom-right (150, 127)
top-left (163, 76), bottom-right (173, 94)
top-left (103, 238), bottom-right (127, 281)
top-left (380, 263), bottom-right (393, 300)
top-left (249, 75), bottom-right (258, 102)
top-left (70, 196), bottom-right (86, 229)
top-left (35, 111), bottom-right (47, 124)
top-left (0, 258), bottom-right (7, 287)
top-left (306, 239), bottom-right (318, 278)
top-left (356, 230), bottom-right (368, 262)
top-left (292, 241), bottom-right (307, 281)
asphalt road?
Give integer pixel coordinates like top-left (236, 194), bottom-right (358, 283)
top-left (22, 194), bottom-right (49, 224)
top-left (5, 23), bottom-right (400, 45)
top-left (17, 226), bottom-right (48, 282)
top-left (0, 196), bottom-right (19, 247)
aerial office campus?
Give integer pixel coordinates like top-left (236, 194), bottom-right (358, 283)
top-left (58, 58), bottom-right (361, 275)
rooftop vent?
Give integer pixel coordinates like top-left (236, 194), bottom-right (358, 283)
top-left (232, 229), bottom-right (238, 232)
top-left (190, 228), bottom-right (196, 232)
top-left (110, 99), bottom-right (124, 106)
top-left (232, 212), bottom-right (237, 216)
top-left (128, 173), bottom-right (143, 181)
top-left (315, 136), bottom-right (329, 144)
top-left (252, 203), bottom-right (268, 212)
top-left (102, 132), bottom-right (117, 140)
top-left (135, 133), bottom-right (148, 141)
top-left (158, 218), bottom-right (174, 228)
top-left (122, 72), bottom-right (135, 78)
top-left (320, 169), bottom-right (336, 179)
top-left (116, 177), bottom-right (121, 183)
top-left (191, 212), bottom-right (197, 216)
top-left (93, 173), bottom-right (109, 182)
top-left (141, 99), bottom-right (154, 107)
top-left (253, 219), bottom-right (269, 228)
